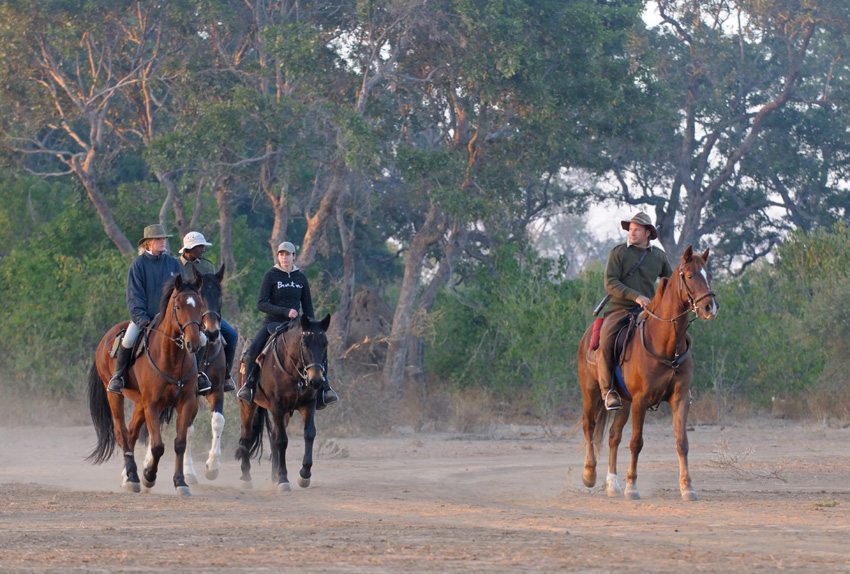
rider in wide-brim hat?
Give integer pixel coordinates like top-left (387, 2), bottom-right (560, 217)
top-left (137, 223), bottom-right (173, 246)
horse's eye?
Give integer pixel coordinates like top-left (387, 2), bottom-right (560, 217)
top-left (687, 274), bottom-right (694, 280)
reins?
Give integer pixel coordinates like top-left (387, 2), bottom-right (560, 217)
top-left (143, 289), bottom-right (203, 388)
top-left (638, 263), bottom-right (715, 370)
top-left (270, 328), bottom-right (325, 390)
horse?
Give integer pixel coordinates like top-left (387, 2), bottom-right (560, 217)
top-left (235, 313), bottom-right (331, 492)
top-left (183, 265), bottom-right (229, 484)
top-left (577, 245), bottom-right (718, 501)
top-left (87, 273), bottom-right (205, 496)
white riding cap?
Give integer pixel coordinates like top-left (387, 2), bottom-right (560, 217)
top-left (179, 231), bottom-right (213, 254)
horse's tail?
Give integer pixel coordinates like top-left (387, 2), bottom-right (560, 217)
top-left (86, 362), bottom-right (115, 464)
top-left (592, 407), bottom-right (609, 457)
top-left (247, 407), bottom-right (268, 460)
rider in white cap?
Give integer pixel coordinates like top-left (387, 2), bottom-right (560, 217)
top-left (177, 231), bottom-right (238, 393)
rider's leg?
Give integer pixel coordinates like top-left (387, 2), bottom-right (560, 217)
top-left (220, 319), bottom-right (238, 392)
top-left (107, 321), bottom-right (142, 395)
top-left (597, 309), bottom-right (627, 411)
top-left (315, 348), bottom-right (339, 411)
top-left (236, 326), bottom-right (267, 404)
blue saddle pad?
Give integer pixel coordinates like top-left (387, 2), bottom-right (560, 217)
top-left (614, 365), bottom-right (632, 400)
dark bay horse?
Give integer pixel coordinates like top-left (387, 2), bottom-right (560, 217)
top-left (577, 246), bottom-right (718, 501)
top-left (236, 313), bottom-right (331, 492)
top-left (183, 265), bottom-right (229, 484)
top-left (87, 274), bottom-right (205, 496)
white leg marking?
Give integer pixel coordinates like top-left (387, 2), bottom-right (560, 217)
top-left (184, 424), bottom-right (197, 483)
top-left (206, 412), bottom-right (224, 478)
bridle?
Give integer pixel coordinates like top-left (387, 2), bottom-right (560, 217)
top-left (642, 263), bottom-right (716, 324)
top-left (271, 328), bottom-right (326, 389)
top-left (638, 262), bottom-right (715, 370)
top-left (143, 288), bottom-right (204, 387)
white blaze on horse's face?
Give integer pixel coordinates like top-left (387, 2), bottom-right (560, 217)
top-left (186, 296), bottom-right (197, 308)
top-left (697, 265), bottom-right (719, 320)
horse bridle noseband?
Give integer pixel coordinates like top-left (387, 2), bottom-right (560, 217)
top-left (271, 329), bottom-right (325, 389)
top-left (143, 288), bottom-right (204, 387)
top-left (642, 264), bottom-right (716, 324)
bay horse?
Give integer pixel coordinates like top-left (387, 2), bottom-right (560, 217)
top-left (577, 246), bottom-right (718, 501)
top-left (87, 273), bottom-right (205, 496)
top-left (183, 265), bottom-right (229, 484)
top-left (236, 313), bottom-right (331, 492)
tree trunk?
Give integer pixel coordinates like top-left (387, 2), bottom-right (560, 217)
top-left (72, 158), bottom-right (134, 257)
top-left (329, 201), bottom-right (357, 359)
top-left (381, 202), bottom-right (447, 393)
top-left (214, 180), bottom-right (238, 315)
top-left (300, 167), bottom-right (347, 267)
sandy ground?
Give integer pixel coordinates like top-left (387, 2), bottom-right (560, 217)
top-left (1, 417), bottom-right (849, 573)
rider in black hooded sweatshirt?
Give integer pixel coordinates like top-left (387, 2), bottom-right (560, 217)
top-left (236, 241), bottom-right (339, 409)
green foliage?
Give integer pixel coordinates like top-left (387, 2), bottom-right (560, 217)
top-left (0, 178), bottom-right (126, 396)
top-left (427, 245), bottom-right (600, 415)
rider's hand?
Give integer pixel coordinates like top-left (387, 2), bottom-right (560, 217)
top-left (288, 308), bottom-right (298, 319)
top-left (635, 295), bottom-right (651, 308)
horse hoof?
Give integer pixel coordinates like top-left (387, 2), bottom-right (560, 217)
top-left (298, 477), bottom-right (310, 488)
top-left (185, 473), bottom-right (198, 485)
top-left (122, 481), bottom-right (141, 493)
top-left (239, 479), bottom-right (252, 490)
top-left (176, 486), bottom-right (191, 497)
top-left (205, 468), bottom-right (219, 481)
top-left (582, 470), bottom-right (597, 488)
top-left (141, 478), bottom-right (155, 489)
top-left (681, 488), bottom-right (699, 502)
top-left (277, 482), bottom-right (291, 492)
top-left (624, 488), bottom-right (640, 500)
top-left (605, 474), bottom-right (622, 497)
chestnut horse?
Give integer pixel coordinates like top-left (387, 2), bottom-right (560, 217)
top-left (87, 274), bottom-right (205, 496)
top-left (236, 314), bottom-right (331, 492)
top-left (577, 246), bottom-right (718, 501)
top-left (183, 265), bottom-right (229, 484)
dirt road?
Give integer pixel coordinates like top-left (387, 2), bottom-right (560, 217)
top-left (1, 418), bottom-right (848, 572)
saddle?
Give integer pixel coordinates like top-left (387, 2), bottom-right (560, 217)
top-left (585, 310), bottom-right (641, 366)
top-left (257, 320), bottom-right (296, 365)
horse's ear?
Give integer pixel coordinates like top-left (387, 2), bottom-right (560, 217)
top-left (301, 313), bottom-right (310, 330)
top-left (701, 248), bottom-right (710, 263)
top-left (192, 266), bottom-right (203, 290)
top-left (174, 273), bottom-right (183, 289)
top-left (216, 263), bottom-right (225, 281)
top-left (320, 313), bottom-right (331, 331)
top-left (682, 245), bottom-right (694, 263)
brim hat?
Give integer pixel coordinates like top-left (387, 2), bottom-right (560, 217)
top-left (277, 241), bottom-right (297, 254)
top-left (179, 231), bottom-right (213, 254)
top-left (138, 223), bottom-right (173, 246)
top-left (621, 212), bottom-right (658, 240)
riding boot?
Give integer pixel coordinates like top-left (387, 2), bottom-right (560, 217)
top-left (316, 356), bottom-right (339, 410)
top-left (195, 355), bottom-right (212, 395)
top-left (222, 359), bottom-right (236, 393)
top-left (597, 357), bottom-right (623, 411)
top-left (315, 377), bottom-right (339, 410)
top-left (107, 346), bottom-right (133, 395)
top-left (237, 362), bottom-right (259, 404)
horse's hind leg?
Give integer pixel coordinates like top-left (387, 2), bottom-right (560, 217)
top-left (205, 391), bottom-right (225, 481)
top-left (581, 396), bottom-right (600, 488)
top-left (120, 405), bottom-right (146, 492)
top-left (107, 395), bottom-right (140, 493)
top-left (671, 388), bottom-right (698, 501)
top-left (606, 407), bottom-right (630, 497)
top-left (298, 405), bottom-right (316, 488)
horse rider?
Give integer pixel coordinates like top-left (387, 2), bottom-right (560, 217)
top-left (236, 241), bottom-right (339, 409)
top-left (596, 212), bottom-right (672, 411)
top-left (107, 224), bottom-right (211, 396)
top-left (178, 231), bottom-right (238, 393)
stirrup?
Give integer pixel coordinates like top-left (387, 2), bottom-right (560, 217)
top-left (197, 372), bottom-right (212, 395)
top-left (236, 384), bottom-right (254, 404)
top-left (316, 385), bottom-right (339, 411)
top-left (222, 373), bottom-right (236, 393)
top-left (603, 389), bottom-right (623, 411)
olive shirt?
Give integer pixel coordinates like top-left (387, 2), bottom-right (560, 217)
top-left (178, 254), bottom-right (216, 281)
top-left (603, 243), bottom-right (673, 312)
